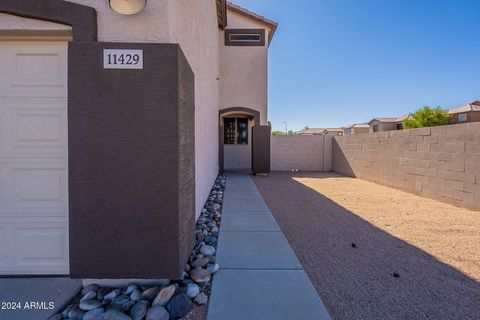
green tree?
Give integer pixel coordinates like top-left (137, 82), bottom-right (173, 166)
top-left (402, 106), bottom-right (451, 129)
top-left (287, 130), bottom-right (295, 136)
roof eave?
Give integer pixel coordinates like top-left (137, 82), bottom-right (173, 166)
top-left (368, 118), bottom-right (398, 124)
top-left (226, 2), bottom-right (278, 45)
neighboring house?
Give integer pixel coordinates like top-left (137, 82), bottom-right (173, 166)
top-left (0, 0), bottom-right (276, 281)
top-left (296, 128), bottom-right (325, 135)
top-left (342, 123), bottom-right (370, 135)
top-left (296, 128), bottom-right (343, 136)
top-left (368, 115), bottom-right (408, 132)
top-left (323, 128), bottom-right (344, 136)
top-left (448, 100), bottom-right (480, 124)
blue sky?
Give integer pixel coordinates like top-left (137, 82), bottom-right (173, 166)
top-left (232, 0), bottom-right (480, 132)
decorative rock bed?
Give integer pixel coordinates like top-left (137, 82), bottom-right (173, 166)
top-left (50, 176), bottom-right (226, 320)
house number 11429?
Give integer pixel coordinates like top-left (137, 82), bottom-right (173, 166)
top-left (103, 49), bottom-right (143, 69)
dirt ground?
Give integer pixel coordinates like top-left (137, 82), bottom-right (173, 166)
top-left (253, 172), bottom-right (480, 320)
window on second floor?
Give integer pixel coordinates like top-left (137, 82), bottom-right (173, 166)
top-left (373, 124), bottom-right (379, 132)
top-left (459, 113), bottom-right (468, 122)
top-left (224, 117), bottom-right (248, 145)
top-left (396, 123), bottom-right (403, 130)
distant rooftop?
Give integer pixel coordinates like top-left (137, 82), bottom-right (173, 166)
top-left (368, 115), bottom-right (408, 124)
top-left (296, 128), bottom-right (325, 135)
top-left (324, 128), bottom-right (344, 132)
top-left (448, 100), bottom-right (480, 114)
top-left (296, 128), bottom-right (344, 135)
top-left (343, 123), bottom-right (369, 129)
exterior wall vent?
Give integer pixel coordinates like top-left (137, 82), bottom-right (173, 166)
top-left (225, 29), bottom-right (265, 46)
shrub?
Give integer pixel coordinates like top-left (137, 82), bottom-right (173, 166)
top-left (402, 106), bottom-right (451, 129)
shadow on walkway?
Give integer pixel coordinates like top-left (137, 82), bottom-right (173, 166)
top-left (253, 172), bottom-right (479, 320)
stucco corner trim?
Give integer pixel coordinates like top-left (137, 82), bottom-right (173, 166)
top-left (0, 0), bottom-right (97, 41)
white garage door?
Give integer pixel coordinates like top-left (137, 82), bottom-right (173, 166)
top-left (0, 41), bottom-right (69, 275)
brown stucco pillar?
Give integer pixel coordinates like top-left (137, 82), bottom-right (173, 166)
top-left (68, 42), bottom-right (195, 279)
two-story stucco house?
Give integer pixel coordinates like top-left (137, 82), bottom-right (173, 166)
top-left (448, 99), bottom-right (480, 124)
top-left (0, 0), bottom-right (276, 280)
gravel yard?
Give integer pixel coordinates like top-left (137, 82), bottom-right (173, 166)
top-left (253, 172), bottom-right (480, 320)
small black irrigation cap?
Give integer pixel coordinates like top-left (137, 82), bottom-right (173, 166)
top-left (393, 272), bottom-right (400, 278)
top-left (351, 243), bottom-right (357, 248)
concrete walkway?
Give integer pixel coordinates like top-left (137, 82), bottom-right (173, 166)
top-left (0, 277), bottom-right (81, 320)
top-left (207, 174), bottom-right (331, 320)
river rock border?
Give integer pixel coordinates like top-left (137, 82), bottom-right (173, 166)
top-left (50, 175), bottom-right (226, 320)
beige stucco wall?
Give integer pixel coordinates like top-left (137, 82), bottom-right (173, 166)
top-left (219, 11), bottom-right (270, 125)
top-left (271, 135), bottom-right (333, 172)
top-left (333, 123), bottom-right (480, 211)
top-left (169, 0), bottom-right (221, 218)
top-left (69, 0), bottom-right (171, 42)
top-left (468, 112), bottom-right (480, 123)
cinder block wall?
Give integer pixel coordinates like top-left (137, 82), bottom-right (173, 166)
top-left (332, 123), bottom-right (480, 210)
top-left (271, 135), bottom-right (333, 171)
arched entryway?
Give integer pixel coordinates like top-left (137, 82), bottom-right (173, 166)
top-left (219, 107), bottom-right (260, 173)
top-left (219, 107), bottom-right (270, 174)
